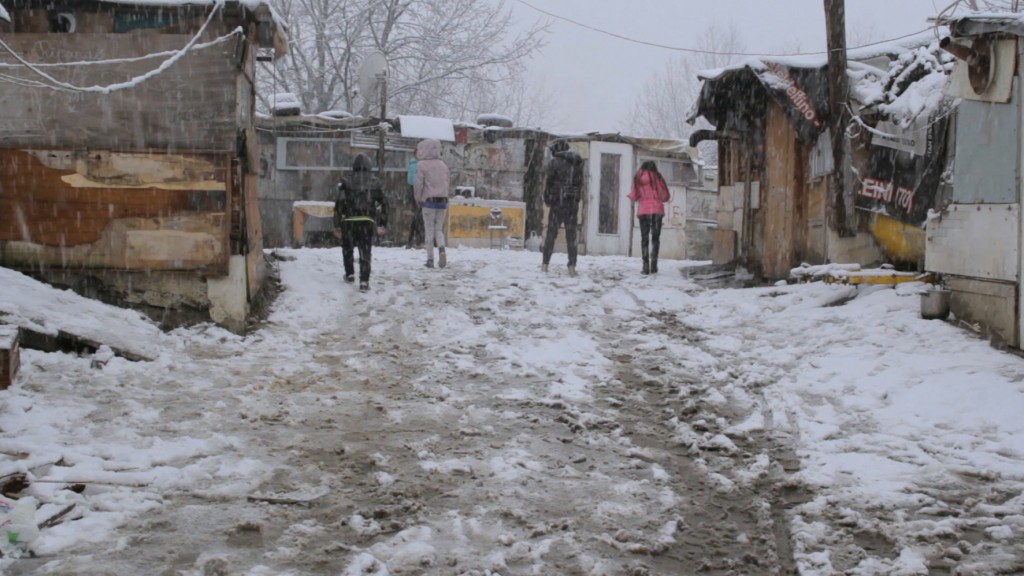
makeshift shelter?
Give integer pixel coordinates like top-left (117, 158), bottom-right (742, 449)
top-left (925, 13), bottom-right (1024, 348)
top-left (0, 0), bottom-right (286, 331)
top-left (690, 33), bottom-right (954, 280)
top-left (257, 115), bottom-right (707, 260)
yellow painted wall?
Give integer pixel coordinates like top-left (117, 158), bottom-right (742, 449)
top-left (449, 204), bottom-right (526, 240)
top-left (868, 213), bottom-right (925, 264)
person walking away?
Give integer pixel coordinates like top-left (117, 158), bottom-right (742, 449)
top-left (541, 139), bottom-right (584, 276)
top-left (333, 153), bottom-right (388, 292)
top-left (405, 153), bottom-right (425, 249)
top-left (628, 160), bottom-right (671, 275)
top-left (413, 139), bottom-right (451, 268)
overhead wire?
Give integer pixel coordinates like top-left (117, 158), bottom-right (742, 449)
top-left (0, 33), bottom-right (245, 70)
top-left (513, 0), bottom-right (940, 58)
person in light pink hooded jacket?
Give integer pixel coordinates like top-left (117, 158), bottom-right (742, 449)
top-left (628, 160), bottom-right (671, 275)
top-left (413, 139), bottom-right (451, 268)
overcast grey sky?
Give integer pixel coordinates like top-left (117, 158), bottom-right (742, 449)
top-left (506, 0), bottom-right (944, 134)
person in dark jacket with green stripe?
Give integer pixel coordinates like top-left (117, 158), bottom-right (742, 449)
top-left (333, 153), bottom-right (388, 292)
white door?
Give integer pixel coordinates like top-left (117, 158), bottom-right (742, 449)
top-left (586, 142), bottom-right (633, 255)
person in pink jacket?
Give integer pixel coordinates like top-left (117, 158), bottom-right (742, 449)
top-left (628, 161), bottom-right (671, 275)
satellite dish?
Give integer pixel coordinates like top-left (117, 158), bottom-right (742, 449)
top-left (358, 51), bottom-right (389, 114)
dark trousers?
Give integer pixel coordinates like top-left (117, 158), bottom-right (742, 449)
top-left (542, 205), bottom-right (579, 267)
top-left (638, 214), bottom-right (663, 263)
top-left (341, 221), bottom-right (374, 282)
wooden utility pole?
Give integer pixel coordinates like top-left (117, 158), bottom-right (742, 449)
top-left (377, 72), bottom-right (388, 174)
top-left (824, 0), bottom-right (854, 236)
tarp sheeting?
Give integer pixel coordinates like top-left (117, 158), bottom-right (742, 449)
top-left (692, 62), bottom-right (830, 143)
top-left (856, 113), bottom-right (951, 227)
top-left (398, 115), bottom-right (456, 142)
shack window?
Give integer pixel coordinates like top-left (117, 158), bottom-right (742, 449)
top-left (285, 140), bottom-right (332, 168)
top-left (276, 137), bottom-right (409, 172)
top-left (599, 153), bottom-right (621, 235)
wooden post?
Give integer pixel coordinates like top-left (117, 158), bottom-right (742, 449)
top-left (824, 0), bottom-right (854, 237)
top-left (377, 73), bottom-right (388, 173)
top-left (0, 325), bottom-right (20, 390)
top-left (292, 207), bottom-right (305, 247)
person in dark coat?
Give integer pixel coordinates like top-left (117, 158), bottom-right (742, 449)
top-left (333, 153), bottom-right (388, 292)
top-left (541, 139), bottom-right (584, 276)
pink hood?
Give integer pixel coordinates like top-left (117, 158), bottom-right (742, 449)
top-left (414, 139), bottom-right (450, 203)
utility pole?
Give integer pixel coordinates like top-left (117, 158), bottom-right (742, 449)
top-left (824, 0), bottom-right (854, 236)
top-left (377, 72), bottom-right (388, 174)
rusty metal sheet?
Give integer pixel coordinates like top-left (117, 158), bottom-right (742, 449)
top-left (0, 148), bottom-right (230, 273)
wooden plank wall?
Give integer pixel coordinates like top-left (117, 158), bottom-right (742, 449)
top-left (801, 178), bottom-right (827, 264)
top-left (762, 101), bottom-right (799, 279)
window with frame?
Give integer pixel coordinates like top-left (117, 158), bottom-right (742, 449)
top-left (599, 153), bottom-right (621, 235)
top-left (276, 137), bottom-right (412, 172)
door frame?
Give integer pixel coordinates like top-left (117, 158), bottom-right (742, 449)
top-left (586, 141), bottom-right (633, 256)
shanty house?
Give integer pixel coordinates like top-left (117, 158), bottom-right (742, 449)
top-left (0, 0), bottom-right (285, 331)
top-left (258, 113), bottom-right (706, 262)
top-left (690, 35), bottom-right (954, 280)
top-left (925, 14), bottom-right (1024, 348)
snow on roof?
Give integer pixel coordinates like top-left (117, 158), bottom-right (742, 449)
top-left (271, 92), bottom-right (301, 115)
top-left (699, 31), bottom-right (940, 80)
top-left (696, 31), bottom-right (952, 131)
top-left (620, 136), bottom-right (697, 159)
top-left (398, 115), bottom-right (456, 142)
top-left (945, 11), bottom-right (1024, 36)
top-left (0, 5), bottom-right (9, 22)
top-left (476, 113), bottom-right (514, 128)
top-left (96, 0), bottom-right (287, 46)
top-left (853, 38), bottom-right (954, 128)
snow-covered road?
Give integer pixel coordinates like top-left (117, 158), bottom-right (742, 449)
top-left (2, 246), bottom-right (1023, 575)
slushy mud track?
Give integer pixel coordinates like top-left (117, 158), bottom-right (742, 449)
top-left (11, 251), bottom-right (803, 576)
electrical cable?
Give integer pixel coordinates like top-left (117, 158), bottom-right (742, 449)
top-left (513, 0), bottom-right (939, 57)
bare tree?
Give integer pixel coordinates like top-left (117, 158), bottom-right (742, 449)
top-left (261, 0), bottom-right (372, 114)
top-left (623, 25), bottom-right (745, 163)
top-left (258, 0), bottom-right (547, 124)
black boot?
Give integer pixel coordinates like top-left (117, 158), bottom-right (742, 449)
top-left (642, 258), bottom-right (650, 275)
top-left (651, 258), bottom-right (658, 274)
